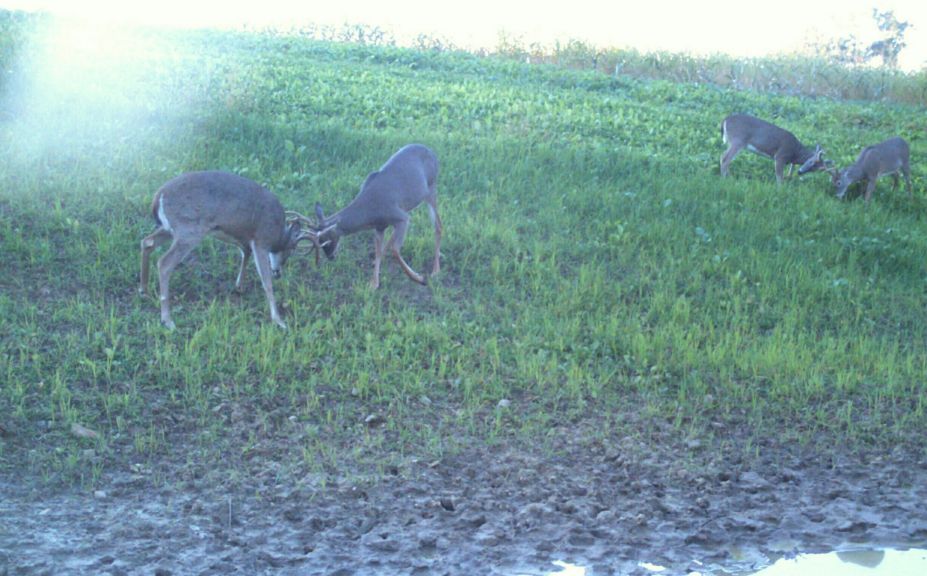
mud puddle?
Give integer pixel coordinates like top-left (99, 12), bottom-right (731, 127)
top-left (2, 412), bottom-right (927, 575)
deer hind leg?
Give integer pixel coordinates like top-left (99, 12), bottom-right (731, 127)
top-left (370, 228), bottom-right (386, 289)
top-left (156, 238), bottom-right (199, 330)
top-left (251, 243), bottom-right (286, 330)
top-left (720, 143), bottom-right (742, 177)
top-left (426, 195), bottom-right (442, 275)
top-left (235, 244), bottom-right (252, 291)
top-left (386, 218), bottom-right (426, 285)
top-left (139, 228), bottom-right (172, 295)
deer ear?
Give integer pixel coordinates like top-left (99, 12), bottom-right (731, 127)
top-left (315, 203), bottom-right (325, 224)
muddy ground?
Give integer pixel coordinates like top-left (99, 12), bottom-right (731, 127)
top-left (2, 405), bottom-right (927, 576)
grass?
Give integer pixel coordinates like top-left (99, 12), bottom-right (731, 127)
top-left (1, 11), bottom-right (926, 486)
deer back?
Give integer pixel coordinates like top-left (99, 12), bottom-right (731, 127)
top-left (857, 137), bottom-right (909, 176)
top-left (724, 114), bottom-right (825, 171)
top-left (156, 171), bottom-right (289, 251)
top-left (329, 144), bottom-right (438, 234)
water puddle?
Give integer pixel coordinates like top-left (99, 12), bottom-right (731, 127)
top-left (516, 548), bottom-right (927, 575)
top-left (748, 548), bottom-right (927, 575)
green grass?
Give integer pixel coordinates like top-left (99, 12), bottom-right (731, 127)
top-left (1, 12), bottom-right (926, 485)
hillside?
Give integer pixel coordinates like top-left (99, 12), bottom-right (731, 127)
top-left (1, 13), bottom-right (926, 574)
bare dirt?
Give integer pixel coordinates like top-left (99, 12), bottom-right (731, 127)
top-left (3, 404), bottom-right (927, 576)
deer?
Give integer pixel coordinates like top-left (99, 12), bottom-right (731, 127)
top-left (720, 114), bottom-right (828, 184)
top-left (139, 171), bottom-right (322, 330)
top-left (830, 136), bottom-right (912, 203)
top-left (293, 144), bottom-right (442, 289)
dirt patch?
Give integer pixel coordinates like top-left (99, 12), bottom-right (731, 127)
top-left (3, 410), bottom-right (927, 575)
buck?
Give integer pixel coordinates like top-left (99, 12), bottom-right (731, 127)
top-left (720, 114), bottom-right (828, 183)
top-left (296, 144), bottom-right (442, 289)
top-left (139, 171), bottom-right (321, 330)
top-left (831, 136), bottom-right (912, 203)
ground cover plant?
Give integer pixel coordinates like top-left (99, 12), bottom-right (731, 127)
top-left (1, 11), bottom-right (926, 575)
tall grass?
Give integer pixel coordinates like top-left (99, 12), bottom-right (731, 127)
top-left (496, 37), bottom-right (927, 107)
top-left (1, 11), bottom-right (925, 485)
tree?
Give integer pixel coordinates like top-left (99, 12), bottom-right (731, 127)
top-left (866, 9), bottom-right (911, 68)
top-left (811, 9), bottom-right (911, 69)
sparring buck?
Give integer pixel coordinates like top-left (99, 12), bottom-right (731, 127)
top-left (831, 136), bottom-right (912, 203)
top-left (294, 144), bottom-right (442, 289)
top-left (720, 114), bottom-right (828, 183)
top-left (139, 171), bottom-right (321, 330)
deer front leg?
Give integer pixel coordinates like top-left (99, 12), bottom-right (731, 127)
top-left (156, 239), bottom-right (198, 330)
top-left (903, 166), bottom-right (913, 197)
top-left (139, 228), bottom-right (172, 295)
top-left (864, 180), bottom-right (877, 203)
top-left (426, 198), bottom-right (442, 276)
top-left (371, 229), bottom-right (385, 289)
top-left (774, 156), bottom-right (786, 185)
top-left (387, 218), bottom-right (426, 285)
top-left (252, 243), bottom-right (286, 330)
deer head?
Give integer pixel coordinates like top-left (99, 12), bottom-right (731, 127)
top-left (797, 145), bottom-right (827, 175)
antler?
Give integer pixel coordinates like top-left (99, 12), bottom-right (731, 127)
top-left (286, 210), bottom-right (320, 229)
top-left (296, 230), bottom-right (323, 266)
top-left (286, 211), bottom-right (324, 265)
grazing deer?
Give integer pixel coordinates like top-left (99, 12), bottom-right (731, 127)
top-left (297, 144), bottom-right (441, 289)
top-left (831, 137), bottom-right (912, 203)
top-left (720, 114), bottom-right (828, 184)
top-left (139, 171), bottom-right (320, 330)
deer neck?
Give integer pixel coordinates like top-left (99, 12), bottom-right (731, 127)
top-left (794, 144), bottom-right (817, 165)
top-left (329, 201), bottom-right (374, 236)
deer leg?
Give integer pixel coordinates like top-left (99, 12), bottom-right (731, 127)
top-left (426, 197), bottom-right (442, 275)
top-left (864, 180), bottom-right (877, 203)
top-left (156, 238), bottom-right (199, 330)
top-left (386, 218), bottom-right (426, 285)
top-left (370, 229), bottom-right (386, 289)
top-left (720, 144), bottom-right (741, 177)
top-left (774, 156), bottom-right (786, 185)
top-left (903, 166), bottom-right (913, 197)
top-left (139, 228), bottom-right (172, 295)
top-left (235, 244), bottom-right (252, 291)
top-left (252, 244), bottom-right (286, 330)
top-left (891, 173), bottom-right (900, 192)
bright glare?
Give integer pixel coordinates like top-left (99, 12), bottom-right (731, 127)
top-left (547, 560), bottom-right (586, 576)
top-left (2, 0), bottom-right (926, 70)
top-left (751, 549), bottom-right (927, 576)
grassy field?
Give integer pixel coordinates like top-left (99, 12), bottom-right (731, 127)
top-left (1, 12), bottom-right (926, 487)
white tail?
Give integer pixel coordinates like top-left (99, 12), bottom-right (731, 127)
top-left (832, 137), bottom-right (912, 203)
top-left (139, 171), bottom-right (320, 330)
top-left (720, 114), bottom-right (828, 184)
top-left (300, 144), bottom-right (442, 289)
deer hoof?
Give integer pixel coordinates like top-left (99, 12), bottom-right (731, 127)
top-left (162, 318), bottom-right (176, 331)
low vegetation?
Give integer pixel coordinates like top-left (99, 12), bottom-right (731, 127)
top-left (1, 11), bottom-right (925, 487)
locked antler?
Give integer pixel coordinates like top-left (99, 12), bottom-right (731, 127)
top-left (286, 210), bottom-right (323, 266)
